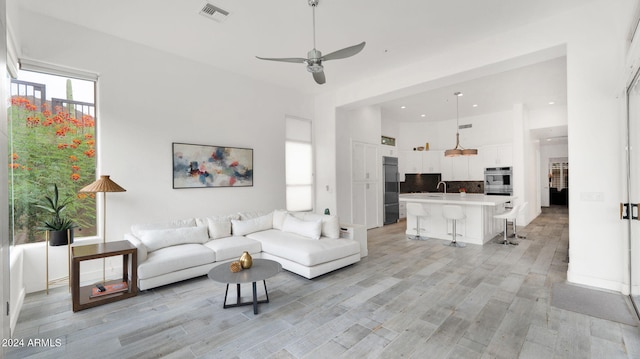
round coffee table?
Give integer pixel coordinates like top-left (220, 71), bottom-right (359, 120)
top-left (208, 258), bottom-right (282, 315)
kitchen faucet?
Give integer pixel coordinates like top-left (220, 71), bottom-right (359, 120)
top-left (437, 181), bottom-right (447, 194)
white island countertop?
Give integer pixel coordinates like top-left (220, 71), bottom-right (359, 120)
top-left (400, 193), bottom-right (514, 245)
top-left (399, 193), bottom-right (514, 206)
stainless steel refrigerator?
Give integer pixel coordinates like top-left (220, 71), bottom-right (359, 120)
top-left (383, 156), bottom-right (400, 225)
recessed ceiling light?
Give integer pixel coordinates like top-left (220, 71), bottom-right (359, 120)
top-left (472, 104), bottom-right (478, 108)
top-left (400, 106), bottom-right (406, 109)
top-left (548, 101), bottom-right (555, 105)
top-left (547, 138), bottom-right (552, 141)
top-left (420, 114), bottom-right (426, 117)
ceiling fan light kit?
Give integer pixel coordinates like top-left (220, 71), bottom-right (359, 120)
top-left (256, 0), bottom-right (366, 84)
top-left (445, 92), bottom-right (478, 157)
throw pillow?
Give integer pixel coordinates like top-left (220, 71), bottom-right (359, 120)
top-left (282, 214), bottom-right (322, 240)
top-left (195, 214), bottom-right (239, 229)
top-left (206, 217), bottom-right (233, 239)
top-left (138, 226), bottom-right (209, 252)
top-left (195, 214), bottom-right (239, 239)
top-left (272, 209), bottom-right (288, 230)
top-left (231, 213), bottom-right (273, 236)
top-left (302, 213), bottom-right (340, 239)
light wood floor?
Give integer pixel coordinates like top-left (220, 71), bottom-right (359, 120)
top-left (7, 206), bottom-right (640, 358)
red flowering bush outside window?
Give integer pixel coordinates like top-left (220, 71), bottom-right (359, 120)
top-left (9, 75), bottom-right (97, 245)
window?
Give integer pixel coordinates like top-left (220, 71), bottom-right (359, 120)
top-left (549, 160), bottom-right (569, 189)
top-left (285, 116), bottom-right (313, 212)
top-left (8, 68), bottom-right (97, 245)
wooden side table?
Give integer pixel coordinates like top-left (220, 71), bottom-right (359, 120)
top-left (71, 240), bottom-right (137, 312)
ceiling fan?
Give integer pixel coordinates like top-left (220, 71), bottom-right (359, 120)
top-left (256, 0), bottom-right (366, 85)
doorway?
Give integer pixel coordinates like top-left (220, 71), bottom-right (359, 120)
top-left (549, 159), bottom-right (569, 206)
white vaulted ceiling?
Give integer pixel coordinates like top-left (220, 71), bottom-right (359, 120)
top-left (14, 0), bottom-right (585, 140)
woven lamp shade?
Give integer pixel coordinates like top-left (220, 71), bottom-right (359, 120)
top-left (79, 175), bottom-right (126, 193)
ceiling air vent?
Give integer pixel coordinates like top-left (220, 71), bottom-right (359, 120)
top-left (459, 124), bottom-right (472, 130)
top-left (199, 3), bottom-right (229, 22)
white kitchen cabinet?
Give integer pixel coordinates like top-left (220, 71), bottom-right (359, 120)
top-left (483, 144), bottom-right (513, 168)
top-left (442, 156), bottom-right (468, 181)
top-left (365, 144), bottom-right (378, 181)
top-left (441, 156), bottom-right (452, 180)
top-left (352, 141), bottom-right (381, 229)
top-left (453, 156), bottom-right (469, 180)
top-left (352, 182), bottom-right (380, 229)
top-left (422, 151), bottom-right (442, 173)
top-left (441, 155), bottom-right (483, 181)
top-left (467, 154), bottom-right (484, 180)
top-left (399, 201), bottom-right (407, 219)
top-left (399, 150), bottom-right (442, 181)
top-left (400, 150), bottom-right (422, 174)
top-left (352, 141), bottom-right (379, 181)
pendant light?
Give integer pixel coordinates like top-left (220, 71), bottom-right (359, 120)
top-left (444, 92), bottom-right (478, 157)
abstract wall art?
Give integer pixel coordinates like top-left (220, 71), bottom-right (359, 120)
top-left (172, 143), bottom-right (253, 188)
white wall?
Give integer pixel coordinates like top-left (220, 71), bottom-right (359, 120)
top-left (521, 107), bottom-right (541, 224)
top-left (381, 117), bottom-right (399, 143)
top-left (530, 105), bottom-right (568, 130)
top-left (314, 93), bottom-right (338, 215)
top-left (313, 0), bottom-right (637, 293)
top-left (12, 9), bottom-right (313, 293)
top-left (564, 2), bottom-right (630, 292)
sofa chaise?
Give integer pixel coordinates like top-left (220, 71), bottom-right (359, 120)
top-left (124, 210), bottom-right (367, 290)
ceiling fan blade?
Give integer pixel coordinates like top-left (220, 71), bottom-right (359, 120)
top-left (255, 56), bottom-right (308, 64)
top-left (321, 41), bottom-right (366, 61)
top-left (313, 70), bottom-right (326, 85)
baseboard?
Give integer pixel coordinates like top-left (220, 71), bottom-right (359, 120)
top-left (10, 287), bottom-right (24, 337)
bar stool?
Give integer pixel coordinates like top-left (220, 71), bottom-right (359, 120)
top-left (407, 203), bottom-right (429, 240)
top-left (442, 205), bottom-right (466, 248)
top-left (494, 203), bottom-right (521, 245)
top-left (512, 202), bottom-right (528, 239)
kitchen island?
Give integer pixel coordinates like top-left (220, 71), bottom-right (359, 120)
top-left (400, 193), bottom-right (514, 245)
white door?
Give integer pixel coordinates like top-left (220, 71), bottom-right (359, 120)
top-left (625, 66), bottom-right (640, 317)
top-left (0, 2), bottom-right (10, 342)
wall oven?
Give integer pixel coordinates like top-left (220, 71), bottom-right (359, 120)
top-left (484, 167), bottom-right (512, 196)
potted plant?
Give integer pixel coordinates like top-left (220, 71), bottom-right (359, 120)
top-left (36, 184), bottom-right (77, 246)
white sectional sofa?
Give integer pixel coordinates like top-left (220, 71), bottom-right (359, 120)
top-left (124, 210), bottom-right (367, 290)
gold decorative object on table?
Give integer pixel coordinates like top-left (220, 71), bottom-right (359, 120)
top-left (229, 261), bottom-right (242, 273)
top-left (240, 251), bottom-right (253, 269)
